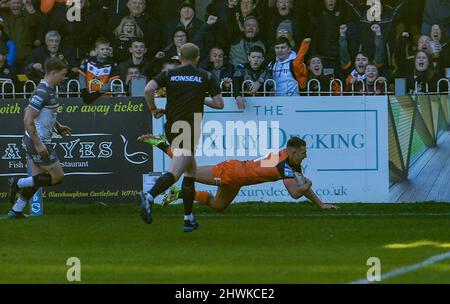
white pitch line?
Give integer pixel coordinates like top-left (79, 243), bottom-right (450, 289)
top-left (349, 251), bottom-right (450, 284)
top-left (155, 213), bottom-right (450, 218)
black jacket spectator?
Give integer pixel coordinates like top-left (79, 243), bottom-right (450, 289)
top-left (309, 1), bottom-right (348, 70)
top-left (0, 42), bottom-right (16, 94)
top-left (232, 62), bottom-right (270, 96)
top-left (0, 0), bottom-right (40, 67)
top-left (23, 45), bottom-right (78, 81)
top-left (262, 0), bottom-right (305, 50)
top-left (108, 0), bottom-right (163, 58)
top-left (165, 2), bottom-right (207, 47)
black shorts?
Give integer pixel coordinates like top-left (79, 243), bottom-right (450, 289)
top-left (165, 120), bottom-right (200, 154)
top-left (22, 135), bottom-right (59, 166)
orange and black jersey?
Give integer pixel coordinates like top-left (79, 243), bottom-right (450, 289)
top-left (243, 149), bottom-right (302, 184)
top-left (79, 57), bottom-right (119, 93)
top-left (213, 149), bottom-right (302, 186)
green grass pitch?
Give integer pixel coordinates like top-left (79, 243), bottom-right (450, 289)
top-left (1, 202), bottom-right (450, 284)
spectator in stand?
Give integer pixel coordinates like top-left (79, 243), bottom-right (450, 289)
top-left (309, 0), bottom-right (348, 81)
top-left (154, 28), bottom-right (189, 66)
top-left (152, 0), bottom-right (194, 24)
top-left (343, 0), bottom-right (408, 64)
top-left (155, 14), bottom-right (219, 69)
top-left (394, 30), bottom-right (448, 78)
top-left (267, 36), bottom-right (309, 96)
top-left (166, 2), bottom-right (205, 47)
top-left (79, 38), bottom-right (120, 94)
top-left (0, 42), bottom-right (16, 91)
top-left (285, 38), bottom-right (341, 94)
top-left (232, 45), bottom-right (270, 109)
top-left (403, 50), bottom-right (440, 94)
top-left (421, 0), bottom-right (450, 38)
top-left (429, 24), bottom-right (450, 75)
top-left (109, 0), bottom-right (163, 58)
top-left (118, 38), bottom-right (152, 81)
top-left (124, 64), bottom-right (147, 95)
top-left (0, 17), bottom-right (16, 67)
top-left (263, 0), bottom-right (304, 50)
top-left (0, 0), bottom-right (40, 68)
top-left (352, 63), bottom-right (387, 95)
top-left (112, 16), bottom-right (145, 62)
top-left (340, 24), bottom-right (385, 90)
top-left (205, 46), bottom-right (234, 93)
top-left (40, 0), bottom-right (106, 60)
top-left (226, 0), bottom-right (261, 34)
top-left (229, 16), bottom-right (266, 67)
top-left (23, 31), bottom-right (78, 83)
top-left (166, 4), bottom-right (217, 60)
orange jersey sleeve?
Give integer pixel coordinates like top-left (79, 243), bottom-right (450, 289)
top-left (41, 0), bottom-right (66, 14)
top-left (292, 39), bottom-right (311, 90)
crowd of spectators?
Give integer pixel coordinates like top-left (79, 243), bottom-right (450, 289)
top-left (0, 0), bottom-right (449, 100)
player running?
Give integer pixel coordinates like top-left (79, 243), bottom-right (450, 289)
top-left (138, 43), bottom-right (224, 232)
top-left (7, 58), bottom-right (72, 219)
top-left (139, 134), bottom-right (338, 211)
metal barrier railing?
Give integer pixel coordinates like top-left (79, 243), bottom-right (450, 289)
top-left (351, 79), bottom-right (366, 96)
top-left (306, 79), bottom-right (321, 96)
top-left (1, 81), bottom-right (15, 99)
top-left (0, 79), bottom-right (126, 99)
top-left (263, 79), bottom-right (276, 96)
top-left (329, 79), bottom-right (343, 96)
top-left (375, 78), bottom-right (388, 94)
top-left (220, 80), bottom-right (233, 93)
top-left (1, 78), bottom-right (449, 99)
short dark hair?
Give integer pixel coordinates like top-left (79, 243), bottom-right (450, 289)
top-left (248, 45), bottom-right (265, 56)
top-left (130, 37), bottom-right (146, 46)
top-left (307, 55), bottom-right (322, 65)
top-left (95, 37), bottom-right (110, 48)
top-left (355, 51), bottom-right (370, 60)
top-left (44, 57), bottom-right (68, 74)
top-left (173, 27), bottom-right (188, 39)
top-left (287, 136), bottom-right (306, 149)
top-left (274, 36), bottom-right (292, 48)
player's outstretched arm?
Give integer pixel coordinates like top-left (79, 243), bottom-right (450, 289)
top-left (302, 177), bottom-right (339, 210)
top-left (283, 177), bottom-right (312, 199)
top-left (283, 177), bottom-right (339, 210)
top-left (204, 94), bottom-right (224, 109)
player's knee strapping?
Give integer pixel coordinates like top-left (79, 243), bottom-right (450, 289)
top-left (33, 173), bottom-right (53, 187)
top-left (181, 177), bottom-right (196, 203)
top-left (149, 172), bottom-right (176, 198)
top-left (20, 186), bottom-right (39, 200)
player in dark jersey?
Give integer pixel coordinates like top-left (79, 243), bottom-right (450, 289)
top-left (139, 135), bottom-right (338, 212)
top-left (138, 43), bottom-right (224, 232)
top-left (7, 58), bottom-right (72, 219)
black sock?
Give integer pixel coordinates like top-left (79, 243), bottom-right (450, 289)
top-left (21, 186), bottom-right (39, 200)
top-left (181, 177), bottom-right (195, 216)
top-left (33, 174), bottom-right (52, 187)
top-left (149, 172), bottom-right (176, 198)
